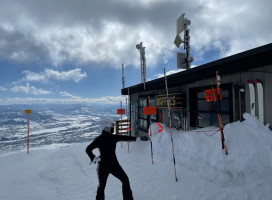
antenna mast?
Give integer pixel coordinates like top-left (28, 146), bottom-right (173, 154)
top-left (174, 13), bottom-right (193, 70)
top-left (136, 42), bottom-right (146, 89)
top-left (122, 63), bottom-right (125, 89)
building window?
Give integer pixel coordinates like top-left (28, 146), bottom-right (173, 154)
top-left (138, 97), bottom-right (148, 130)
top-left (138, 96), bottom-right (157, 131)
top-left (150, 98), bottom-right (156, 121)
top-left (190, 84), bottom-right (233, 128)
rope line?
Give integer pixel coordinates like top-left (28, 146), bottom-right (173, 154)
top-left (188, 129), bottom-right (221, 136)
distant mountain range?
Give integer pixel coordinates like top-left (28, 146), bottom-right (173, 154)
top-left (0, 104), bottom-right (121, 154)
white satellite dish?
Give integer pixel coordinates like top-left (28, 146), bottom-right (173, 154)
top-left (176, 13), bottom-right (185, 35)
top-left (176, 13), bottom-right (191, 35)
top-left (177, 52), bottom-right (187, 69)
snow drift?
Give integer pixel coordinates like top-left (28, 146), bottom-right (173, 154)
top-left (151, 113), bottom-right (272, 187)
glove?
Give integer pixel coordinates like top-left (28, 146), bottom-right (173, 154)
top-left (92, 156), bottom-right (101, 164)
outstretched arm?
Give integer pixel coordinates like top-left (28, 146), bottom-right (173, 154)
top-left (85, 137), bottom-right (100, 161)
top-left (114, 135), bottom-right (136, 142)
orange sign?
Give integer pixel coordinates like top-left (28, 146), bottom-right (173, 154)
top-left (205, 89), bottom-right (222, 102)
top-left (143, 106), bottom-right (157, 115)
top-left (25, 109), bottom-right (32, 114)
top-left (117, 109), bottom-right (125, 115)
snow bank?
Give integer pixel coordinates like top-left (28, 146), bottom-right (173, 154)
top-left (150, 113), bottom-right (272, 186)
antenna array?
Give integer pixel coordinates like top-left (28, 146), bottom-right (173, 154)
top-left (174, 13), bottom-right (194, 70)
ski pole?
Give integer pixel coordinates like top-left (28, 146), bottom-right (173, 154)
top-left (150, 123), bottom-right (154, 165)
top-left (164, 68), bottom-right (178, 182)
top-left (170, 130), bottom-right (178, 182)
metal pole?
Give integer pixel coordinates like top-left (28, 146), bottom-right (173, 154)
top-left (122, 63), bottom-right (125, 89)
top-left (121, 101), bottom-right (123, 148)
top-left (27, 113), bottom-right (29, 154)
top-left (164, 68), bottom-right (178, 182)
top-left (126, 96), bottom-right (129, 153)
top-left (185, 28), bottom-right (191, 69)
top-left (148, 96), bottom-right (154, 165)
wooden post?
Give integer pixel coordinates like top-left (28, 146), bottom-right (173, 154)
top-left (25, 109), bottom-right (32, 154)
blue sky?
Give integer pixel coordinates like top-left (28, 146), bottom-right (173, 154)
top-left (0, 0), bottom-right (271, 105)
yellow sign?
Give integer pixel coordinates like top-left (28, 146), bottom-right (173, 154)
top-left (155, 93), bottom-right (185, 108)
top-left (25, 109), bottom-right (32, 114)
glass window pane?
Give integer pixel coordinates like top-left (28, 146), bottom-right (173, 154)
top-left (198, 100), bottom-right (216, 111)
top-left (140, 99), bottom-right (147, 107)
top-left (198, 100), bottom-right (229, 112)
top-left (139, 108), bottom-right (147, 119)
top-left (211, 113), bottom-right (229, 126)
top-left (151, 114), bottom-right (156, 120)
top-left (221, 90), bottom-right (229, 98)
top-left (150, 98), bottom-right (156, 106)
top-left (197, 92), bottom-right (205, 98)
top-left (198, 112), bottom-right (229, 127)
top-left (197, 113), bottom-right (212, 127)
top-left (140, 119), bottom-right (148, 129)
top-left (219, 100), bottom-right (229, 112)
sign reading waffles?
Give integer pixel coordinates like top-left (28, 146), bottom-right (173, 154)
top-left (155, 93), bottom-right (185, 108)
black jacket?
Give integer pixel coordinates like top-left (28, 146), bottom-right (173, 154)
top-left (86, 130), bottom-right (136, 163)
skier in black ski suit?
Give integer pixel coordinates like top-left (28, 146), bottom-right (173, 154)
top-left (86, 127), bottom-right (136, 200)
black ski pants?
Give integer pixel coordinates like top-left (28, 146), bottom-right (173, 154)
top-left (96, 161), bottom-right (133, 200)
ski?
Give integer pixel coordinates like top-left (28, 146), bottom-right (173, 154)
top-left (164, 68), bottom-right (178, 182)
top-left (248, 80), bottom-right (255, 116)
top-left (256, 80), bottom-right (264, 124)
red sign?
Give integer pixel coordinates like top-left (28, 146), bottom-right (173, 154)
top-left (117, 109), bottom-right (125, 115)
top-left (205, 89), bottom-right (222, 102)
top-left (143, 106), bottom-right (157, 115)
top-left (157, 123), bottom-right (163, 133)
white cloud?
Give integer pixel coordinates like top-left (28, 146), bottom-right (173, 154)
top-left (10, 83), bottom-right (51, 95)
top-left (60, 91), bottom-right (82, 99)
top-left (0, 96), bottom-right (126, 105)
top-left (23, 68), bottom-right (87, 83)
top-left (0, 0), bottom-right (271, 68)
top-left (60, 91), bottom-right (73, 97)
top-left (0, 86), bottom-right (8, 91)
top-left (31, 22), bottom-right (170, 67)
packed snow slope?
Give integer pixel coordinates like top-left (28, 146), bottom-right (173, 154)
top-left (1, 113), bottom-right (272, 200)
